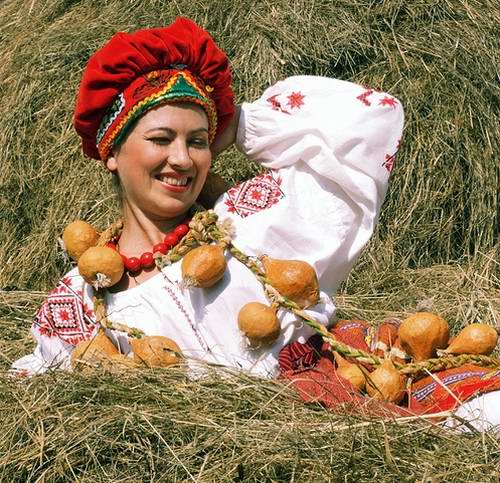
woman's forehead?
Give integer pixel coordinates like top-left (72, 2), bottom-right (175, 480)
top-left (137, 102), bottom-right (209, 131)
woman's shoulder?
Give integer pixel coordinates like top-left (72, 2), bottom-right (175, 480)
top-left (34, 266), bottom-right (97, 346)
top-left (46, 266), bottom-right (86, 297)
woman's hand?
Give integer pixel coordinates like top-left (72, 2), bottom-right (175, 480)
top-left (210, 106), bottom-right (241, 158)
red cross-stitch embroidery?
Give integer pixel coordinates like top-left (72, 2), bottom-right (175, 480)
top-left (383, 139), bottom-right (401, 173)
top-left (383, 153), bottom-right (396, 173)
top-left (35, 277), bottom-right (96, 346)
top-left (287, 91), bottom-right (305, 109)
top-left (224, 172), bottom-right (285, 218)
top-left (356, 88), bottom-right (374, 106)
top-left (379, 95), bottom-right (398, 109)
top-left (266, 94), bottom-right (291, 115)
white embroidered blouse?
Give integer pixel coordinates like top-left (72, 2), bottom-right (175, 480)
top-left (11, 76), bottom-right (403, 378)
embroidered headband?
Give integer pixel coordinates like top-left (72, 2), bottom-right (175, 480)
top-left (96, 69), bottom-right (218, 160)
top-left (74, 17), bottom-right (234, 160)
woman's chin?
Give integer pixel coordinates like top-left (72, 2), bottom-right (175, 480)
top-left (151, 198), bottom-right (196, 220)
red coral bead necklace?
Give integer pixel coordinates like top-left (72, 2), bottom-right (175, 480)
top-left (106, 221), bottom-right (190, 274)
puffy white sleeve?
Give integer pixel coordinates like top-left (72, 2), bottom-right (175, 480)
top-left (216, 76), bottom-right (403, 293)
top-left (10, 268), bottom-right (97, 376)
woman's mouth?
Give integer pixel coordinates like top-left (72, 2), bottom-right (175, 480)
top-left (155, 174), bottom-right (192, 193)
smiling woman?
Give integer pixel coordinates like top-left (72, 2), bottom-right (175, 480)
top-left (11, 16), bottom-right (500, 428)
top-left (109, 104), bottom-right (211, 206)
top-left (106, 102), bottom-right (213, 290)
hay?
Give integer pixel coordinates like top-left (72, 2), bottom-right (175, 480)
top-left (1, 260), bottom-right (499, 480)
top-left (1, 368), bottom-right (500, 481)
top-left (1, 0), bottom-right (500, 479)
top-left (0, 0), bottom-right (498, 290)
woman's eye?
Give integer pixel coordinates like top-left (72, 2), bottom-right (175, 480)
top-left (190, 138), bottom-right (209, 148)
top-left (148, 137), bottom-right (171, 145)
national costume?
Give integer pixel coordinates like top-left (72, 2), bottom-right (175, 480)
top-left (12, 18), bottom-right (500, 433)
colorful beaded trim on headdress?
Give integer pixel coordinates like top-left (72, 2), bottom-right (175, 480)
top-left (97, 69), bottom-right (217, 160)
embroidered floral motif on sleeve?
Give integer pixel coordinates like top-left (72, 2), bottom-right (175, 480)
top-left (357, 88), bottom-right (398, 110)
top-left (35, 276), bottom-right (96, 346)
top-left (383, 153), bottom-right (396, 173)
top-left (356, 88), bottom-right (374, 106)
top-left (266, 94), bottom-right (291, 115)
top-left (223, 172), bottom-right (285, 218)
top-left (383, 139), bottom-right (401, 173)
top-left (378, 95), bottom-right (398, 109)
top-left (267, 91), bottom-right (305, 113)
top-left (287, 91), bottom-right (305, 109)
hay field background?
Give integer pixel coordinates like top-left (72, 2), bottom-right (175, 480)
top-left (0, 0), bottom-right (499, 480)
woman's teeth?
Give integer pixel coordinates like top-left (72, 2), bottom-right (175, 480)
top-left (159, 176), bottom-right (189, 186)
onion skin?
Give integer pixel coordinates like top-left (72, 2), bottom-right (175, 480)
top-left (333, 352), bottom-right (366, 391)
top-left (131, 336), bottom-right (182, 368)
top-left (78, 246), bottom-right (124, 288)
top-left (262, 256), bottom-right (319, 309)
top-left (71, 329), bottom-right (119, 370)
top-left (181, 244), bottom-right (226, 288)
top-left (238, 302), bottom-right (281, 347)
top-left (443, 324), bottom-right (498, 356)
top-left (398, 312), bottom-right (449, 362)
top-left (366, 359), bottom-right (406, 404)
top-left (63, 220), bottom-right (99, 261)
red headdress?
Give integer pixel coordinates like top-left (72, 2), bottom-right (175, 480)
top-left (73, 17), bottom-right (234, 160)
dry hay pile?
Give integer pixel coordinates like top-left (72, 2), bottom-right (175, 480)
top-left (1, 258), bottom-right (499, 481)
top-left (0, 0), bottom-right (500, 480)
top-left (0, 0), bottom-right (498, 290)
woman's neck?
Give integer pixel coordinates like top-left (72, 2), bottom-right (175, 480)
top-left (118, 201), bottom-right (189, 257)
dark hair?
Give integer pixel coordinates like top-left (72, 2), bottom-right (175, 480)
top-left (110, 171), bottom-right (123, 202)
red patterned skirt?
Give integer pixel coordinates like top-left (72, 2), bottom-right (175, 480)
top-left (278, 320), bottom-right (500, 417)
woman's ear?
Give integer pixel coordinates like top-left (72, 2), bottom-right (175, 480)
top-left (106, 155), bottom-right (118, 172)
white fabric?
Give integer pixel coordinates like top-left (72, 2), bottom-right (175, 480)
top-left (443, 391), bottom-right (500, 434)
top-left (12, 76), bottom-right (402, 378)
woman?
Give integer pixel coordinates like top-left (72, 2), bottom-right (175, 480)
top-left (11, 18), bottom-right (500, 430)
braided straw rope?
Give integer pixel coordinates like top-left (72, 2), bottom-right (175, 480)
top-left (90, 210), bottom-right (500, 377)
top-left (90, 208), bottom-right (216, 338)
top-left (399, 354), bottom-right (500, 375)
top-left (96, 219), bottom-right (123, 247)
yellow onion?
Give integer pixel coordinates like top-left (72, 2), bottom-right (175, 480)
top-left (398, 312), bottom-right (449, 362)
top-left (71, 329), bottom-right (119, 370)
top-left (131, 336), bottom-right (182, 368)
top-left (366, 359), bottom-right (406, 404)
top-left (262, 256), bottom-right (319, 309)
top-left (443, 323), bottom-right (498, 356)
top-left (78, 246), bottom-right (124, 288)
top-left (238, 302), bottom-right (281, 347)
top-left (62, 220), bottom-right (99, 261)
top-left (181, 244), bottom-right (226, 288)
top-left (333, 351), bottom-right (366, 391)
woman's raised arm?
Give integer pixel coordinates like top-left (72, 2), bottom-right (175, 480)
top-left (210, 106), bottom-right (241, 158)
top-left (215, 75), bottom-right (403, 294)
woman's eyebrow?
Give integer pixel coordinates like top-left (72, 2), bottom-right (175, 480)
top-left (145, 127), bottom-right (175, 134)
top-left (145, 127), bottom-right (208, 134)
top-left (189, 127), bottom-right (209, 134)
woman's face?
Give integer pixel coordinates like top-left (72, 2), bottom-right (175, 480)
top-left (106, 102), bottom-right (211, 220)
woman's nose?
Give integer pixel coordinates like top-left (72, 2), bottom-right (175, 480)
top-left (167, 139), bottom-right (193, 170)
